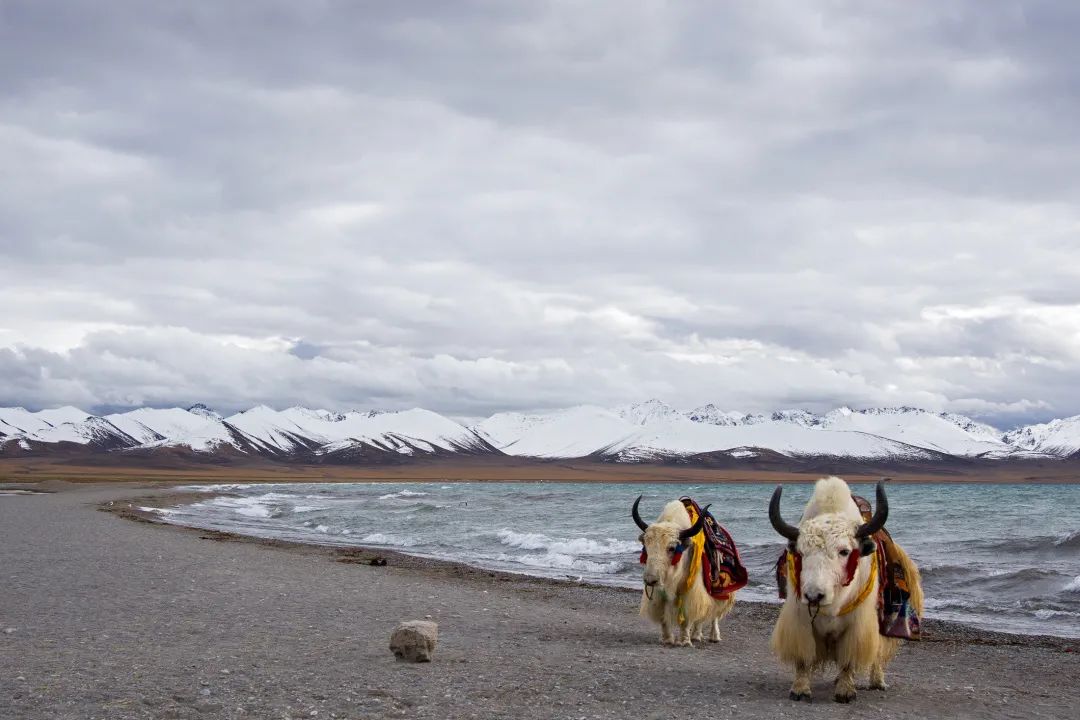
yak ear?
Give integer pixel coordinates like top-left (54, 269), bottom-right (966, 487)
top-left (859, 537), bottom-right (876, 556)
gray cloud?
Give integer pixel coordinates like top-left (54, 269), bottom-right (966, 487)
top-left (2, 1), bottom-right (1080, 427)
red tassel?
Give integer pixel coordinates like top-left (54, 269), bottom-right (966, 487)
top-left (842, 549), bottom-right (862, 586)
top-left (639, 548), bottom-right (647, 564)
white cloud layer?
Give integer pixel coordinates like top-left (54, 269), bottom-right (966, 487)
top-left (2, 1), bottom-right (1080, 427)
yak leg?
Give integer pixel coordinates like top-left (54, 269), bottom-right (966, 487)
top-left (692, 621), bottom-right (705, 643)
top-left (834, 664), bottom-right (857, 703)
top-left (869, 661), bottom-right (888, 690)
top-left (870, 637), bottom-right (898, 689)
top-left (659, 617), bottom-right (675, 645)
top-left (789, 661), bottom-right (812, 702)
top-left (676, 623), bottom-right (694, 647)
top-left (666, 603), bottom-right (693, 647)
top-left (708, 617), bottom-right (721, 643)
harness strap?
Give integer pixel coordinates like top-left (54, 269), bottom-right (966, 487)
top-left (837, 553), bottom-right (878, 616)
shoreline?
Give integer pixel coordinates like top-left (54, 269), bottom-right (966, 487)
top-left (3, 481), bottom-right (1078, 719)
top-left (4, 457), bottom-right (1080, 486)
top-left (105, 486), bottom-right (1078, 649)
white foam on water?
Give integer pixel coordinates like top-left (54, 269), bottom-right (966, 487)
top-left (495, 529), bottom-right (638, 555)
top-left (378, 490), bottom-right (429, 500)
top-left (494, 551), bottom-right (626, 574)
top-left (292, 505), bottom-right (326, 513)
top-left (1055, 529), bottom-right (1080, 546)
top-left (1035, 608), bottom-right (1080, 619)
top-left (360, 532), bottom-right (412, 546)
top-left (1064, 576), bottom-right (1080, 593)
top-left (139, 506), bottom-right (178, 515)
top-left (203, 496), bottom-right (275, 518)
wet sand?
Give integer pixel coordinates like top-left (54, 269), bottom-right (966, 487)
top-left (1, 482), bottom-right (1077, 719)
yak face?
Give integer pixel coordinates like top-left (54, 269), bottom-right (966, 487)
top-left (631, 495), bottom-right (707, 596)
top-left (769, 479), bottom-right (888, 610)
top-left (794, 515), bottom-right (863, 607)
top-left (639, 524), bottom-right (685, 591)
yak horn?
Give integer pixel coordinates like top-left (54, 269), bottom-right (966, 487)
top-left (768, 486), bottom-right (800, 543)
top-left (855, 480), bottom-right (889, 538)
top-left (631, 495), bottom-right (649, 531)
top-left (679, 504), bottom-right (710, 543)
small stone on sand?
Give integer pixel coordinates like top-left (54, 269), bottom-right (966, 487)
top-left (389, 620), bottom-right (438, 662)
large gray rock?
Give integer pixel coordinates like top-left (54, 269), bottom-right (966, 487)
top-left (389, 621), bottom-right (439, 662)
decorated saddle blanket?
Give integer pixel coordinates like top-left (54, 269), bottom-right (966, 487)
top-left (774, 493), bottom-right (921, 640)
top-left (680, 497), bottom-right (748, 600)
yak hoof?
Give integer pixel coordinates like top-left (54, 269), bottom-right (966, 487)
top-left (789, 692), bottom-right (812, 703)
top-left (834, 691), bottom-right (856, 704)
top-left (869, 680), bottom-right (888, 691)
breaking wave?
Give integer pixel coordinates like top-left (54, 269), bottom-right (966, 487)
top-left (201, 496), bottom-right (282, 519)
top-left (494, 529), bottom-right (637, 556)
top-left (972, 530), bottom-right (1080, 555)
top-left (358, 532), bottom-right (413, 546)
top-left (491, 551), bottom-right (626, 575)
top-left (1034, 608), bottom-right (1080, 620)
top-left (1055, 529), bottom-right (1080, 550)
top-left (378, 490), bottom-right (428, 500)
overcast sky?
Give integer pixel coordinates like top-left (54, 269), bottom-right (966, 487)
top-left (2, 2), bottom-right (1080, 427)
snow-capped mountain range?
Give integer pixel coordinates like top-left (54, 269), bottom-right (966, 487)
top-left (2, 399), bottom-right (1079, 464)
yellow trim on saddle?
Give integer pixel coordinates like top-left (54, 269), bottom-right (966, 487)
top-left (837, 552), bottom-right (878, 616)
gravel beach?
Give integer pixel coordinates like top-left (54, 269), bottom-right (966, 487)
top-left (2, 482), bottom-right (1078, 719)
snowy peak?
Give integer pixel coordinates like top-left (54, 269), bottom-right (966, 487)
top-left (281, 407), bottom-right (345, 423)
top-left (938, 412), bottom-right (1004, 443)
top-left (475, 405), bottom-right (632, 458)
top-left (684, 404), bottom-right (739, 426)
top-left (186, 403), bottom-right (222, 420)
top-left (106, 407), bottom-right (238, 451)
top-left (767, 409), bottom-right (820, 427)
top-left (616, 399), bottom-right (685, 426)
top-left (1004, 415), bottom-right (1080, 456)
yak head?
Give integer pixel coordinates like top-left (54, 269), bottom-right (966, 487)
top-left (768, 480), bottom-right (888, 610)
top-left (631, 496), bottom-right (707, 595)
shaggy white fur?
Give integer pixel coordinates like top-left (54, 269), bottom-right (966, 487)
top-left (637, 500), bottom-right (735, 647)
top-left (770, 477), bottom-right (923, 704)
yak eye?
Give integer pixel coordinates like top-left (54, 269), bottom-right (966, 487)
top-left (668, 545), bottom-right (677, 553)
top-left (838, 549), bottom-right (851, 557)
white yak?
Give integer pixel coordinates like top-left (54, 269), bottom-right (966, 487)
top-left (632, 496), bottom-right (735, 646)
top-left (768, 476), bottom-right (923, 703)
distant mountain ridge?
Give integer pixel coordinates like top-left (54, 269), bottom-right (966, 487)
top-left (2, 400), bottom-right (1078, 465)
